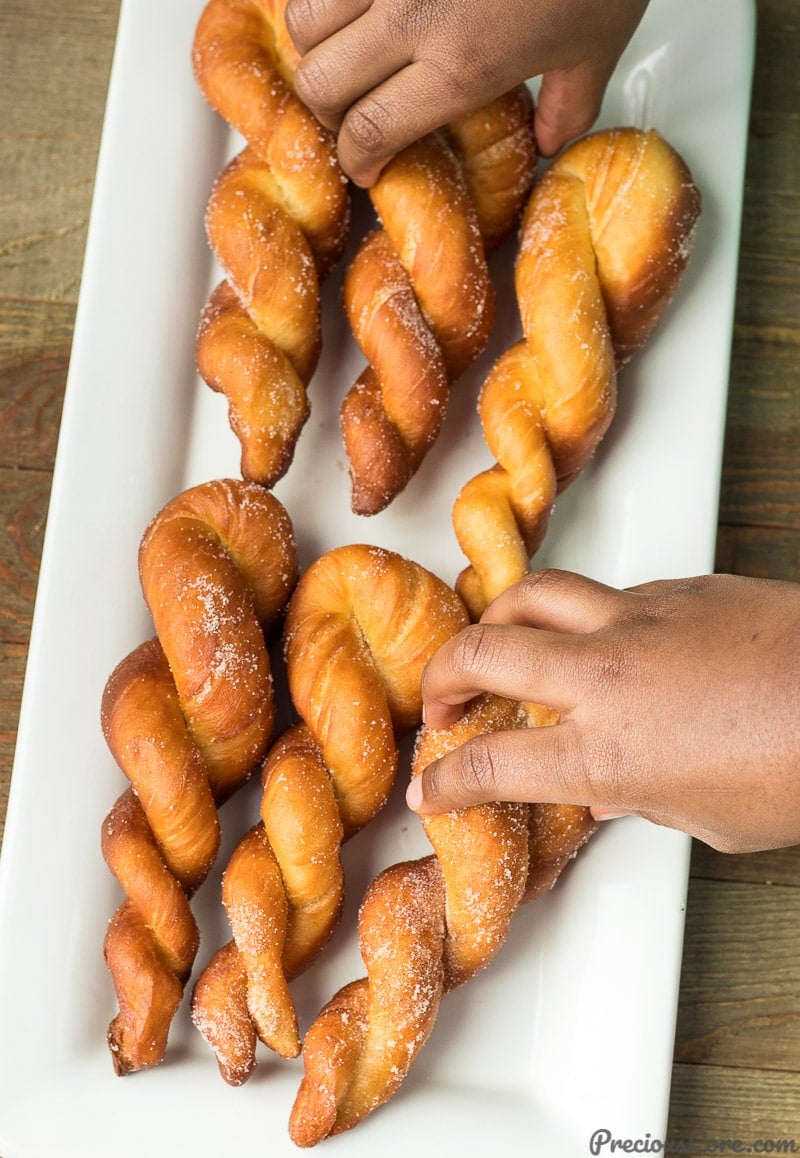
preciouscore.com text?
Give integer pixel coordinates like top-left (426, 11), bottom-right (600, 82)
top-left (589, 1128), bottom-right (800, 1154)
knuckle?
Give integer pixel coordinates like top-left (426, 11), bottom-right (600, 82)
top-left (293, 54), bottom-right (341, 116)
top-left (582, 730), bottom-right (627, 806)
top-left (459, 736), bottom-right (504, 801)
top-left (423, 53), bottom-right (475, 104)
top-left (541, 719), bottom-right (595, 803)
top-left (447, 623), bottom-right (496, 682)
top-left (392, 0), bottom-right (437, 45)
top-left (284, 0), bottom-right (323, 48)
top-left (342, 97), bottom-right (392, 159)
top-left (585, 637), bottom-right (634, 699)
top-left (518, 568), bottom-right (571, 603)
top-left (529, 567), bottom-right (571, 590)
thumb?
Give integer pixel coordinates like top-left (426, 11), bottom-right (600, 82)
top-left (406, 717), bottom-right (602, 815)
top-left (534, 62), bottom-right (613, 156)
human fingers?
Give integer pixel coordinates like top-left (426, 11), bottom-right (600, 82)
top-left (334, 58), bottom-right (495, 186)
top-left (407, 725), bottom-right (745, 843)
top-left (534, 62), bottom-right (614, 156)
top-left (420, 621), bottom-right (582, 731)
top-left (292, 11), bottom-right (411, 135)
top-left (591, 805), bottom-right (633, 821)
top-left (421, 570), bottom-right (635, 730)
top-left (406, 717), bottom-right (594, 814)
top-left (532, 0), bottom-right (649, 155)
top-left (284, 0), bottom-right (372, 55)
top-left (482, 569), bottom-right (631, 633)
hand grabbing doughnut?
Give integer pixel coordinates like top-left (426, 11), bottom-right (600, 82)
top-left (412, 569), bottom-right (800, 855)
top-left (290, 694), bottom-right (595, 1144)
top-left (284, 0), bottom-right (649, 185)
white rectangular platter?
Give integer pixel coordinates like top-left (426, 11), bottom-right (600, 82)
top-left (0, 1), bottom-right (755, 1155)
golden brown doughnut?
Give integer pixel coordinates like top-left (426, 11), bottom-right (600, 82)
top-left (341, 87), bottom-right (537, 516)
top-left (100, 479), bottom-right (297, 1074)
top-left (192, 0), bottom-right (350, 487)
top-left (191, 544), bottom-right (470, 1083)
top-left (289, 694), bottom-right (596, 1144)
top-left (453, 127), bottom-right (701, 618)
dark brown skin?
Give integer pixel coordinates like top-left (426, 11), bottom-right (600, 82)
top-left (284, 0), bottom-right (650, 185)
top-left (410, 570), bottom-right (800, 855)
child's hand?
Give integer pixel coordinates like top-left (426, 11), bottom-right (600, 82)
top-left (410, 570), bottom-right (800, 854)
top-left (284, 0), bottom-right (648, 185)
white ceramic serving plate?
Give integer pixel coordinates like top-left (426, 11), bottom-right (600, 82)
top-left (0, 1), bottom-right (754, 1154)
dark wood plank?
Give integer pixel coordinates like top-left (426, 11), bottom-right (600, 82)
top-left (719, 333), bottom-right (800, 531)
top-left (0, 1), bottom-right (798, 1145)
top-left (0, 0), bottom-right (120, 303)
top-left (691, 839), bottom-right (800, 888)
top-left (0, 299), bottom-right (73, 470)
top-left (716, 524), bottom-right (800, 581)
top-left (0, 467), bottom-right (51, 646)
top-left (749, 0), bottom-right (800, 119)
top-left (716, 0), bottom-right (800, 533)
top-left (0, 643), bottom-right (28, 843)
top-left (669, 1062), bottom-right (800, 1142)
top-left (675, 878), bottom-right (800, 1072)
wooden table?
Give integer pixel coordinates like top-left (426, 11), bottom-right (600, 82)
top-left (1, 0), bottom-right (798, 1149)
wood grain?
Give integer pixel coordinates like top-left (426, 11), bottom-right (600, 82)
top-left (676, 879), bottom-right (800, 1071)
top-left (0, 643), bottom-right (27, 829)
top-left (0, 1), bottom-right (120, 302)
top-left (0, 300), bottom-right (72, 470)
top-left (669, 1064), bottom-right (800, 1141)
top-left (692, 839), bottom-right (800, 888)
top-left (0, 0), bottom-right (120, 854)
top-left (669, 0), bottom-right (800, 1136)
top-left (716, 0), bottom-right (800, 539)
top-left (0, 0), bottom-right (799, 1149)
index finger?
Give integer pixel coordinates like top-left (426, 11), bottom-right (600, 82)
top-left (482, 569), bottom-right (628, 632)
top-left (421, 621), bottom-right (581, 730)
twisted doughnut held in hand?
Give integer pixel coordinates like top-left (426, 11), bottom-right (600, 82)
top-left (290, 694), bottom-right (596, 1145)
top-left (191, 544), bottom-right (469, 1083)
top-left (100, 480), bottom-right (297, 1075)
top-left (193, 0), bottom-right (350, 488)
top-left (453, 127), bottom-right (701, 619)
top-left (341, 86), bottom-right (537, 516)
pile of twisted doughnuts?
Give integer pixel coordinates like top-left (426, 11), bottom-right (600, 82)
top-left (99, 0), bottom-right (701, 1145)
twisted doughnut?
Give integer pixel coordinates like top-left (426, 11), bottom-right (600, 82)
top-left (453, 127), bottom-right (701, 618)
top-left (191, 544), bottom-right (469, 1083)
top-left (100, 479), bottom-right (297, 1074)
top-left (341, 86), bottom-right (537, 516)
top-left (290, 694), bottom-right (597, 1144)
top-left (193, 0), bottom-right (350, 488)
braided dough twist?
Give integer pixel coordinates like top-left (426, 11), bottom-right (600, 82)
top-left (191, 544), bottom-right (469, 1083)
top-left (193, 0), bottom-right (349, 487)
top-left (290, 694), bottom-right (597, 1144)
top-left (101, 479), bottom-right (297, 1074)
top-left (341, 87), bottom-right (537, 515)
top-left (453, 127), bottom-right (701, 618)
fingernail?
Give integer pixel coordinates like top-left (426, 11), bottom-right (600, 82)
top-left (406, 777), bottom-right (423, 812)
top-left (593, 808), bottom-right (631, 821)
